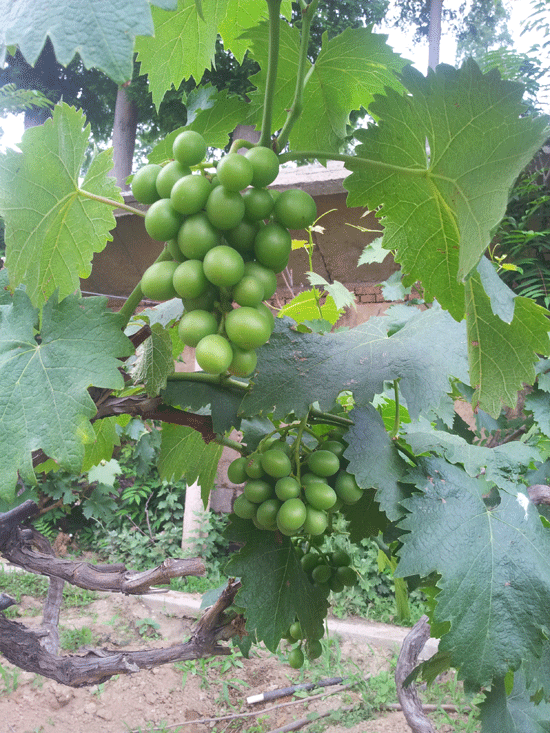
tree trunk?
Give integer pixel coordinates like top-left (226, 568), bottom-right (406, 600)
top-left (111, 85), bottom-right (138, 190)
top-left (428, 0), bottom-right (443, 71)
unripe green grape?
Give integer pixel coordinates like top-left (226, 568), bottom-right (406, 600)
top-left (256, 302), bottom-right (275, 333)
top-left (301, 552), bottom-right (321, 574)
top-left (131, 163), bottom-right (162, 204)
top-left (216, 153), bottom-right (254, 192)
top-left (301, 472), bottom-right (322, 487)
top-left (225, 306), bottom-right (271, 350)
top-left (308, 450), bottom-right (340, 478)
top-left (145, 199), bottom-right (182, 241)
top-left (177, 309), bottom-right (218, 348)
top-left (256, 498), bottom-right (282, 528)
top-left (195, 334), bottom-right (233, 374)
top-left (328, 574), bottom-right (345, 594)
top-left (336, 565), bottom-right (358, 587)
top-left (254, 223), bottom-right (292, 271)
top-left (172, 260), bottom-right (208, 299)
top-left (180, 284), bottom-right (218, 313)
top-left (243, 262), bottom-right (278, 299)
top-left (233, 493), bottom-right (257, 519)
top-left (304, 482), bottom-right (337, 511)
top-left (289, 621), bottom-right (303, 640)
top-left (232, 276), bottom-right (265, 307)
top-left (277, 498), bottom-right (307, 532)
top-left (177, 212), bottom-right (221, 260)
top-left (172, 129), bottom-right (207, 166)
top-left (334, 471), bottom-right (363, 505)
top-left (322, 440), bottom-right (346, 460)
top-left (274, 188), bottom-right (317, 230)
top-left (302, 506), bottom-right (328, 536)
top-left (228, 456), bottom-right (248, 484)
top-left (260, 449), bottom-right (292, 479)
top-left (245, 455), bottom-right (265, 479)
top-left (170, 174), bottom-right (212, 216)
top-left (206, 186), bottom-right (245, 230)
top-left (166, 238), bottom-right (186, 262)
top-left (306, 640), bottom-right (323, 660)
top-left (331, 550), bottom-right (352, 567)
top-left (224, 220), bottom-right (260, 256)
top-left (311, 564), bottom-right (332, 584)
top-left (243, 187), bottom-right (274, 221)
top-left (228, 346), bottom-right (257, 377)
top-left (140, 261), bottom-right (179, 301)
top-left (203, 245), bottom-right (245, 288)
top-left (244, 146), bottom-right (280, 187)
top-left (156, 161), bottom-right (192, 198)
top-left (244, 479), bottom-right (273, 504)
top-left (275, 476), bottom-right (301, 501)
top-left (287, 647), bottom-right (305, 669)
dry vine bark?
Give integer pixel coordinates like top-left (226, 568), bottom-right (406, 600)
top-left (0, 500), bottom-right (244, 687)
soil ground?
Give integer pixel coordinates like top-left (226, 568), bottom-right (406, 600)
top-left (0, 591), bottom-right (474, 733)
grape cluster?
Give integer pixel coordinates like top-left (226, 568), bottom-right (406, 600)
top-left (229, 430), bottom-right (363, 667)
top-left (131, 130), bottom-right (317, 376)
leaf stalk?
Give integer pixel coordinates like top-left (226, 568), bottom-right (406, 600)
top-left (259, 0), bottom-right (283, 147)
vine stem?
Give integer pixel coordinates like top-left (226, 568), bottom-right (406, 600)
top-left (389, 379), bottom-right (400, 439)
top-left (276, 0), bottom-right (320, 153)
top-left (167, 371), bottom-right (251, 392)
top-left (308, 408), bottom-right (353, 427)
top-left (294, 410), bottom-right (311, 481)
top-left (79, 189), bottom-right (146, 217)
top-left (259, 0), bottom-right (283, 147)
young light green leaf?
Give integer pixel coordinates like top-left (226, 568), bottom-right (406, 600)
top-left (357, 237), bottom-right (392, 266)
top-left (1, 0), bottom-right (176, 84)
top-left (0, 103), bottom-right (123, 307)
top-left (130, 322), bottom-right (175, 397)
top-left (158, 423), bottom-right (222, 507)
top-left (277, 289), bottom-right (342, 326)
top-left (81, 417), bottom-right (120, 473)
top-left (0, 291), bottom-right (132, 500)
top-left (397, 458), bottom-right (550, 689)
top-left (136, 0), bottom-right (230, 110)
top-left (242, 308), bottom-right (469, 422)
top-left (345, 61), bottom-right (549, 319)
top-left (477, 256), bottom-right (517, 323)
top-left (225, 517), bottom-right (329, 652)
top-left (466, 275), bottom-right (550, 417)
top-left (306, 273), bottom-right (356, 311)
top-left (87, 459), bottom-right (122, 488)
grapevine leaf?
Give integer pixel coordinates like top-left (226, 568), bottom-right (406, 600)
top-left (306, 273), bottom-right (356, 311)
top-left (240, 417), bottom-right (277, 452)
top-left (87, 459), bottom-right (122, 488)
top-left (242, 308), bottom-right (469, 421)
top-left (381, 270), bottom-right (410, 302)
top-left (81, 417), bottom-right (120, 473)
top-left (158, 423), bottom-right (222, 507)
top-left (345, 405), bottom-right (411, 521)
top-left (343, 488), bottom-right (389, 542)
top-left (132, 298), bottom-right (184, 328)
top-left (245, 23), bottom-right (407, 152)
top-left (218, 0), bottom-right (267, 64)
top-left (466, 275), bottom-right (550, 417)
top-left (130, 323), bottom-right (174, 397)
top-left (135, 0), bottom-right (230, 110)
top-left (162, 379), bottom-right (244, 434)
top-left (0, 104), bottom-right (123, 307)
top-left (480, 672), bottom-right (550, 733)
top-left (396, 458), bottom-right (550, 689)
top-left (357, 237), bottom-right (391, 266)
top-left (225, 517), bottom-right (329, 652)
top-left (1, 0), bottom-right (176, 85)
top-left (525, 390), bottom-right (550, 438)
top-left (0, 270), bottom-right (13, 305)
top-left (403, 419), bottom-right (541, 491)
top-left (0, 291), bottom-right (132, 500)
top-left (477, 256), bottom-right (516, 324)
top-left (278, 289), bottom-right (342, 326)
top-left (344, 61), bottom-right (549, 319)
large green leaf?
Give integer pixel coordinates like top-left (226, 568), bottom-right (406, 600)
top-left (465, 276), bottom-right (550, 417)
top-left (245, 23), bottom-right (406, 152)
top-left (0, 104), bottom-right (122, 307)
top-left (241, 308), bottom-right (469, 421)
top-left (157, 423), bottom-right (222, 506)
top-left (162, 379), bottom-right (244, 435)
top-left (130, 322), bottom-right (174, 397)
top-left (136, 0), bottom-right (230, 110)
top-left (480, 672), bottom-right (550, 733)
top-left (2, 0), bottom-right (176, 84)
top-left (396, 458), bottom-right (550, 689)
top-left (0, 291), bottom-right (132, 500)
top-left (225, 517), bottom-right (328, 652)
top-left (344, 61), bottom-right (549, 319)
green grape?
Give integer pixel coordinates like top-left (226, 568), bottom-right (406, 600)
top-left (260, 449), bottom-right (292, 479)
top-left (328, 574), bottom-right (345, 594)
top-left (172, 260), bottom-right (208, 299)
top-left (195, 334), bottom-right (233, 374)
top-left (308, 450), bottom-right (340, 477)
top-left (289, 621), bottom-right (303, 640)
top-left (225, 307), bottom-right (272, 350)
top-left (311, 564), bottom-right (332, 584)
top-left (275, 476), bottom-right (301, 501)
top-left (256, 498), bottom-right (282, 527)
top-left (336, 566), bottom-right (358, 587)
top-left (233, 494), bottom-right (257, 519)
top-left (224, 220), bottom-right (260, 255)
top-left (256, 302), bottom-right (275, 333)
top-left (171, 174), bottom-right (212, 216)
top-left (131, 163), bottom-right (162, 204)
top-left (228, 346), bottom-right (257, 377)
top-left (334, 471), bottom-right (363, 505)
top-left (242, 262), bottom-right (278, 300)
top-left (144, 199), bottom-right (182, 241)
top-left (172, 130), bottom-right (207, 166)
top-left (277, 498), bottom-right (307, 532)
top-left (203, 245), bottom-right (245, 288)
top-left (156, 160), bottom-right (192, 199)
top-left (273, 188), bottom-right (317, 230)
top-left (306, 640), bottom-right (323, 660)
top-left (227, 456), bottom-right (248, 484)
top-left (177, 212), bottom-right (221, 260)
top-left (301, 552), bottom-right (321, 574)
top-left (180, 284), bottom-right (218, 312)
top-left (206, 186), bottom-right (245, 230)
top-left (302, 506), bottom-right (328, 536)
top-left (245, 455), bottom-right (265, 479)
top-left (232, 275), bottom-right (265, 307)
top-left (287, 647), bottom-right (305, 669)
top-left (304, 482), bottom-right (337, 511)
top-left (243, 187), bottom-right (274, 221)
top-left (322, 440), bottom-right (346, 459)
top-left (140, 261), bottom-right (179, 301)
top-left (244, 479), bottom-right (273, 504)
top-left (216, 153), bottom-right (254, 192)
top-left (254, 223), bottom-right (292, 271)
top-left (177, 309), bottom-right (218, 347)
top-left (244, 146), bottom-right (280, 187)
top-left (166, 238), bottom-right (186, 262)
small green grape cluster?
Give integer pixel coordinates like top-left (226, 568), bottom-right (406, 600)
top-left (229, 433), bottom-right (365, 537)
top-left (282, 618), bottom-right (325, 669)
top-left (131, 130), bottom-right (317, 377)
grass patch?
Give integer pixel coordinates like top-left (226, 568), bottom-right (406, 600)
top-left (0, 569), bottom-right (98, 617)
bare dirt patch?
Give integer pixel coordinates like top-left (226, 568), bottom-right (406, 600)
top-left (0, 591), bottom-right (467, 733)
